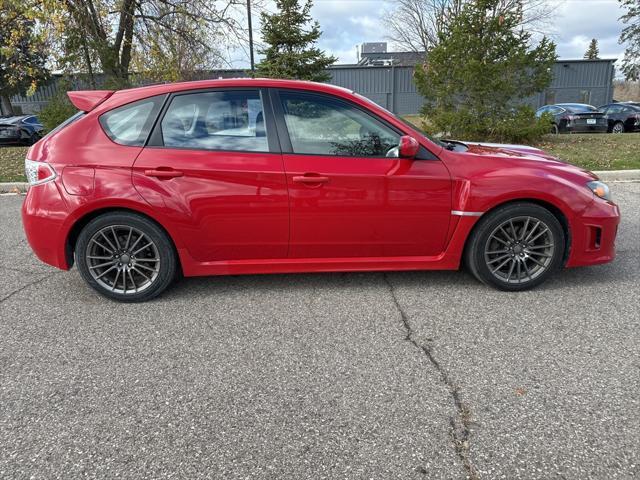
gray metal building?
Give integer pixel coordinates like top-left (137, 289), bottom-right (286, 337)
top-left (8, 60), bottom-right (616, 116)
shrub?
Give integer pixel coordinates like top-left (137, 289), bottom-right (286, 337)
top-left (38, 84), bottom-right (77, 132)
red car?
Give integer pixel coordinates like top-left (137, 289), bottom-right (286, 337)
top-left (22, 79), bottom-right (620, 301)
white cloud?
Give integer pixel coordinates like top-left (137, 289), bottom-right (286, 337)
top-left (229, 0), bottom-right (628, 68)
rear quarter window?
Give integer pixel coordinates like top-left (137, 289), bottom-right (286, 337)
top-left (100, 96), bottom-right (165, 146)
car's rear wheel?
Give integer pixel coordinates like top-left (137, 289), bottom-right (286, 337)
top-left (75, 212), bottom-right (177, 302)
top-left (465, 203), bottom-right (565, 291)
top-left (612, 122), bottom-right (625, 134)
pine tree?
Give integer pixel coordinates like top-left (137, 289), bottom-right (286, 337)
top-left (413, 0), bottom-right (557, 142)
top-left (619, 0), bottom-right (640, 81)
top-left (255, 0), bottom-right (337, 82)
top-left (584, 39), bottom-right (600, 59)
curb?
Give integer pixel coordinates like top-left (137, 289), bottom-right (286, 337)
top-left (0, 182), bottom-right (28, 194)
top-left (592, 169), bottom-right (640, 182)
top-left (1, 169), bottom-right (639, 194)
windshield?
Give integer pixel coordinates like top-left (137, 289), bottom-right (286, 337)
top-left (352, 92), bottom-right (446, 148)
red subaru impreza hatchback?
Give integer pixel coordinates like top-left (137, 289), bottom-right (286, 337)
top-left (22, 79), bottom-right (619, 301)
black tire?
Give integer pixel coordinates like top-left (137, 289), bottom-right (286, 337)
top-left (75, 212), bottom-right (177, 302)
top-left (612, 122), bottom-right (625, 134)
top-left (550, 123), bottom-right (559, 135)
top-left (465, 202), bottom-right (565, 291)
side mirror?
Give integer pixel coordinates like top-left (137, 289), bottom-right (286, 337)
top-left (398, 135), bottom-right (420, 159)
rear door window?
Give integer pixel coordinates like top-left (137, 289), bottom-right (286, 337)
top-left (160, 90), bottom-right (269, 152)
top-left (100, 96), bottom-right (165, 146)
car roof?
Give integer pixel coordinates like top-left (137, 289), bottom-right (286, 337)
top-left (102, 78), bottom-right (355, 111)
top-left (555, 103), bottom-right (594, 108)
top-left (0, 115), bottom-right (29, 123)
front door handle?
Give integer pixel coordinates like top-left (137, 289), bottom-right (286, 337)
top-left (144, 168), bottom-right (184, 179)
top-left (293, 175), bottom-right (330, 184)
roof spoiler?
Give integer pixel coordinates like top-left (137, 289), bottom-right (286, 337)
top-left (67, 90), bottom-right (114, 112)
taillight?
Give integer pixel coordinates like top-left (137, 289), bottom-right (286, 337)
top-left (25, 159), bottom-right (56, 186)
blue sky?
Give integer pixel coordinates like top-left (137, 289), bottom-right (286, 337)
top-left (232, 0), bottom-right (627, 66)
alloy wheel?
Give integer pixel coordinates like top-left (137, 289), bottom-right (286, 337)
top-left (86, 225), bottom-right (160, 294)
top-left (612, 123), bottom-right (624, 134)
top-left (483, 216), bottom-right (555, 284)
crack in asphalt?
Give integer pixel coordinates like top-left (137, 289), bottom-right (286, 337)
top-left (0, 272), bottom-right (59, 304)
top-left (383, 273), bottom-right (479, 480)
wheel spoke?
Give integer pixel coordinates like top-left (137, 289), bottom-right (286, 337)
top-left (506, 259), bottom-right (516, 282)
top-left (498, 226), bottom-right (515, 243)
top-left (133, 266), bottom-right (152, 282)
top-left (122, 269), bottom-right (127, 292)
top-left (528, 227), bottom-right (549, 244)
top-left (523, 221), bottom-right (540, 243)
top-left (528, 251), bottom-right (552, 258)
top-left (509, 219), bottom-right (518, 241)
top-left (89, 260), bottom-right (115, 270)
top-left (528, 256), bottom-right (547, 268)
top-left (489, 234), bottom-right (510, 246)
top-left (135, 263), bottom-right (157, 273)
top-left (95, 265), bottom-right (116, 280)
top-left (487, 253), bottom-right (511, 264)
top-left (112, 269), bottom-right (121, 291)
top-left (491, 257), bottom-right (512, 274)
top-left (128, 233), bottom-right (145, 253)
top-left (124, 227), bottom-right (133, 250)
top-left (133, 242), bottom-right (154, 255)
top-left (522, 261), bottom-right (533, 281)
top-left (519, 217), bottom-right (530, 241)
top-left (100, 231), bottom-right (118, 252)
top-left (527, 244), bottom-right (553, 250)
top-left (135, 257), bottom-right (160, 262)
top-left (486, 249), bottom-right (509, 255)
top-left (127, 270), bottom-right (138, 293)
top-left (91, 238), bottom-right (113, 254)
top-left (516, 261), bottom-right (521, 282)
top-left (110, 226), bottom-right (121, 250)
top-left (87, 255), bottom-right (112, 260)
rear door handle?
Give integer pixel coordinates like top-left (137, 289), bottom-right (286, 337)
top-left (144, 168), bottom-right (184, 179)
top-left (293, 175), bottom-right (330, 184)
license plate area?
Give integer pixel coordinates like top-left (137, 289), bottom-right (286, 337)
top-left (587, 119), bottom-right (597, 125)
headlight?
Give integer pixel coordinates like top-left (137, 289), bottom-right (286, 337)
top-left (587, 180), bottom-right (611, 201)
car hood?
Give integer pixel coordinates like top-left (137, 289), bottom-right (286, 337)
top-left (462, 141), bottom-right (560, 162)
top-left (451, 141), bottom-right (599, 181)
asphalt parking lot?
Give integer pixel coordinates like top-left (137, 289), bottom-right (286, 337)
top-left (1, 183), bottom-right (639, 479)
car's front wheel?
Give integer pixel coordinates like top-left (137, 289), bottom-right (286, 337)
top-left (75, 212), bottom-right (177, 302)
top-left (465, 203), bottom-right (565, 291)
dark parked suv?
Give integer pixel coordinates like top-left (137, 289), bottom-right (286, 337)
top-left (535, 104), bottom-right (608, 134)
top-left (597, 103), bottom-right (640, 133)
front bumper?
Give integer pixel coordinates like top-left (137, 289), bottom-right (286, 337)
top-left (566, 198), bottom-right (620, 267)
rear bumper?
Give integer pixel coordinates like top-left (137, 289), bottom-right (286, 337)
top-left (565, 124), bottom-right (608, 133)
top-left (566, 198), bottom-right (620, 267)
top-left (22, 181), bottom-right (72, 270)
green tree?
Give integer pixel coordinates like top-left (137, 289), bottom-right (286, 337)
top-left (0, 0), bottom-right (49, 115)
top-left (619, 0), bottom-right (640, 81)
top-left (43, 0), bottom-right (248, 88)
top-left (414, 0), bottom-right (557, 143)
top-left (256, 0), bottom-right (336, 81)
top-left (584, 38), bottom-right (600, 59)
